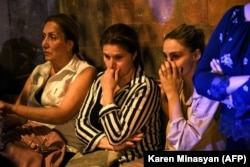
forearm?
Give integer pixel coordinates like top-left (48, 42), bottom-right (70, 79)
top-left (227, 76), bottom-right (250, 94)
top-left (6, 103), bottom-right (68, 124)
top-left (167, 93), bottom-right (183, 121)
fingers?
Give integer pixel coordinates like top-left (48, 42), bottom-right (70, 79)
top-left (114, 68), bottom-right (120, 82)
top-left (162, 60), bottom-right (171, 76)
top-left (112, 133), bottom-right (144, 151)
top-left (104, 68), bottom-right (115, 76)
top-left (159, 60), bottom-right (180, 78)
top-left (132, 133), bottom-right (144, 140)
top-left (0, 101), bottom-right (6, 118)
top-left (125, 133), bottom-right (144, 149)
top-left (210, 59), bottom-right (224, 74)
top-left (127, 133), bottom-right (144, 142)
top-left (125, 141), bottom-right (136, 148)
top-left (0, 101), bottom-right (5, 109)
top-left (159, 61), bottom-right (169, 78)
top-left (210, 59), bottom-right (222, 72)
top-left (103, 68), bottom-right (120, 81)
top-left (210, 59), bottom-right (217, 71)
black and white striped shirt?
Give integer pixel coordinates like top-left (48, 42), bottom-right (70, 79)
top-left (75, 65), bottom-right (162, 162)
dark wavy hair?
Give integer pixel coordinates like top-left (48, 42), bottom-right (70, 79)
top-left (100, 23), bottom-right (143, 68)
top-left (163, 24), bottom-right (205, 55)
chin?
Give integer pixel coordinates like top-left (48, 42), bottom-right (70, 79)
top-left (44, 55), bottom-right (52, 61)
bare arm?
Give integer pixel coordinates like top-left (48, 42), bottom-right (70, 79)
top-left (1, 67), bottom-right (97, 125)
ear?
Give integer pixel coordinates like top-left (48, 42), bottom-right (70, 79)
top-left (193, 49), bottom-right (201, 61)
top-left (67, 40), bottom-right (74, 51)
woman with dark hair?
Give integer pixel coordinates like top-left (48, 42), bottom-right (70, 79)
top-left (159, 24), bottom-right (225, 150)
top-left (0, 13), bottom-right (97, 166)
top-left (75, 23), bottom-right (162, 165)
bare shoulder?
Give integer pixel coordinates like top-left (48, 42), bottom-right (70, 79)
top-left (73, 66), bottom-right (97, 86)
top-left (79, 66), bottom-right (97, 78)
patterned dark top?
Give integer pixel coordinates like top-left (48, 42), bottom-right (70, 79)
top-left (193, 5), bottom-right (250, 140)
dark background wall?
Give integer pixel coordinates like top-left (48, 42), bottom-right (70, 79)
top-left (0, 0), bottom-right (248, 101)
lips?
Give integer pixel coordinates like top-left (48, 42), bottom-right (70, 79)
top-left (43, 51), bottom-right (51, 55)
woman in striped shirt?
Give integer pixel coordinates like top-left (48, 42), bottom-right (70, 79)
top-left (75, 23), bottom-right (162, 164)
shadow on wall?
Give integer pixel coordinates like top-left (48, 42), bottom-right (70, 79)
top-left (0, 37), bottom-right (44, 94)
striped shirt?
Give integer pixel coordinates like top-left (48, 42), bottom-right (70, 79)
top-left (75, 65), bottom-right (162, 162)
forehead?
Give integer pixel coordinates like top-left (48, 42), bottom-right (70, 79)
top-left (103, 44), bottom-right (128, 54)
top-left (163, 39), bottom-right (188, 52)
top-left (43, 21), bottom-right (63, 34)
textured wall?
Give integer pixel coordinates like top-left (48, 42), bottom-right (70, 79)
top-left (0, 0), bottom-right (248, 96)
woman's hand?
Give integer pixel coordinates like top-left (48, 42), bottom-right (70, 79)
top-left (0, 100), bottom-right (27, 130)
top-left (100, 68), bottom-right (119, 106)
top-left (0, 109), bottom-right (4, 121)
top-left (0, 103), bottom-right (4, 119)
top-left (101, 68), bottom-right (119, 92)
top-left (111, 133), bottom-right (144, 151)
top-left (210, 59), bottom-right (223, 74)
top-left (0, 100), bottom-right (5, 111)
top-left (0, 100), bottom-right (8, 115)
top-left (158, 60), bottom-right (183, 99)
top-left (98, 133), bottom-right (144, 152)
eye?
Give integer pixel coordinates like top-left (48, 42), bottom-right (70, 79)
top-left (114, 56), bottom-right (122, 60)
top-left (49, 35), bottom-right (56, 40)
top-left (170, 54), bottom-right (181, 61)
top-left (104, 54), bottom-right (110, 60)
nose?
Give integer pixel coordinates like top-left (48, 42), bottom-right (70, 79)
top-left (42, 37), bottom-right (49, 50)
top-left (111, 62), bottom-right (117, 69)
top-left (107, 59), bottom-right (116, 69)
